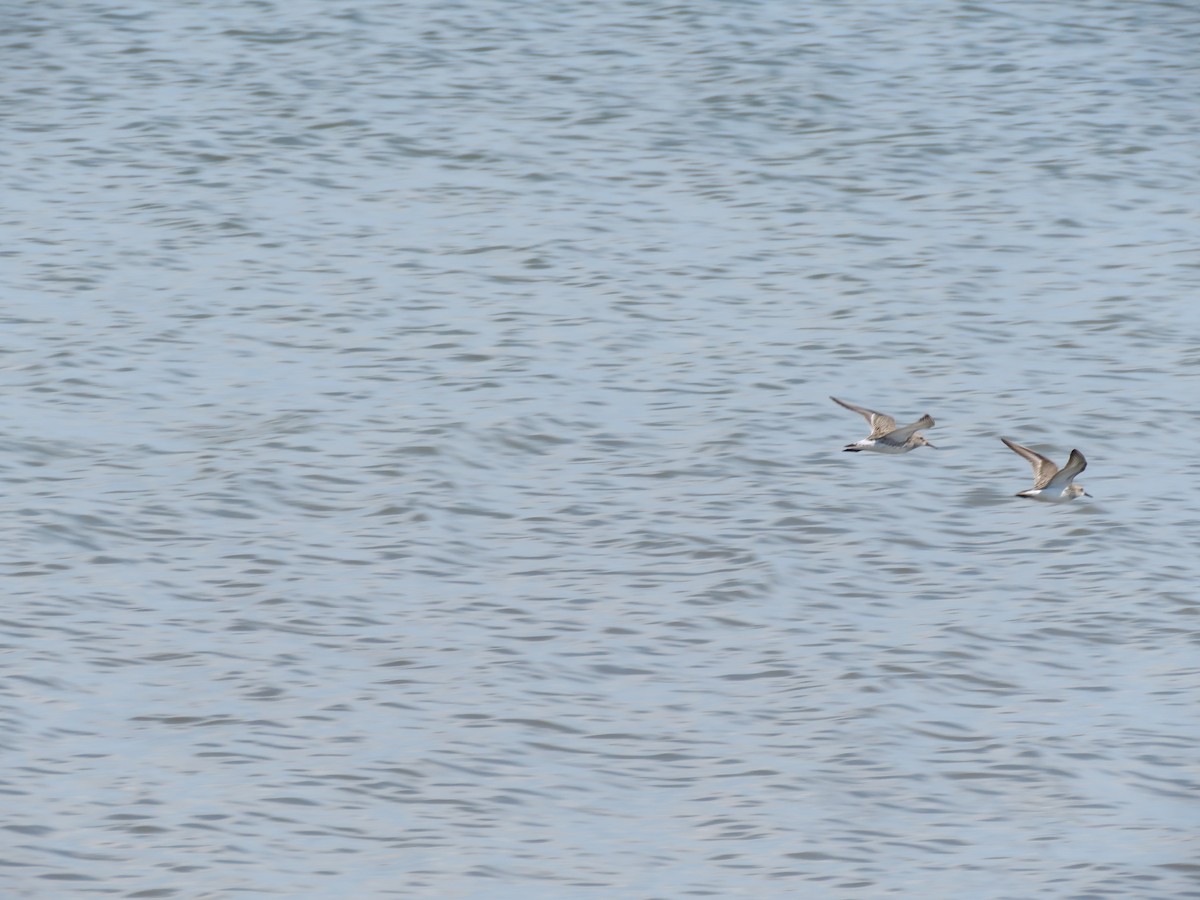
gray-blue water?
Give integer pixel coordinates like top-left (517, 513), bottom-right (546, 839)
top-left (3, 1), bottom-right (1199, 897)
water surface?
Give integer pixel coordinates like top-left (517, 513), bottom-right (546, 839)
top-left (3, 0), bottom-right (1199, 897)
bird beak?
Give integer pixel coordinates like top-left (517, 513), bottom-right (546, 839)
top-left (925, 442), bottom-right (937, 449)
top-left (1084, 491), bottom-right (1092, 497)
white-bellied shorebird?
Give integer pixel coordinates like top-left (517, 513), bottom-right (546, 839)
top-left (1001, 437), bottom-right (1090, 502)
top-left (831, 396), bottom-right (936, 454)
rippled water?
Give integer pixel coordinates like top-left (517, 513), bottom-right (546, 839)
top-left (4, 0), bottom-right (1200, 896)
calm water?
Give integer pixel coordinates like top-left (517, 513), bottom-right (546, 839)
top-left (3, 1), bottom-right (1200, 897)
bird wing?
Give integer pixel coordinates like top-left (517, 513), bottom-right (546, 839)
top-left (885, 414), bottom-right (934, 443)
top-left (830, 396), bottom-right (896, 439)
top-left (1042, 449), bottom-right (1087, 494)
top-left (1001, 437), bottom-right (1059, 489)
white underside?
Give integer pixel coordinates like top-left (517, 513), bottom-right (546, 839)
top-left (1018, 488), bottom-right (1076, 503)
top-left (852, 439), bottom-right (912, 454)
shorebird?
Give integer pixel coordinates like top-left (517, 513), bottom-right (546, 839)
top-left (830, 396), bottom-right (936, 453)
top-left (1001, 437), bottom-right (1090, 502)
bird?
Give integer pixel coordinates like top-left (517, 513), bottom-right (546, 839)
top-left (830, 396), bottom-right (936, 453)
top-left (1001, 437), bottom-right (1090, 502)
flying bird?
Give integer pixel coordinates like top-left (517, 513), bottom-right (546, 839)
top-left (830, 396), bottom-right (936, 454)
